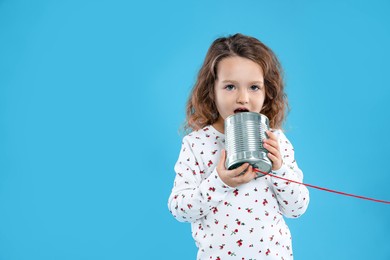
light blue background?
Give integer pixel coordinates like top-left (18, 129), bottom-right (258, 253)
top-left (1, 0), bottom-right (389, 259)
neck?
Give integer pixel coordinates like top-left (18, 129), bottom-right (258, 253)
top-left (212, 117), bottom-right (225, 134)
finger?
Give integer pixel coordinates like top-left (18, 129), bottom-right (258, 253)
top-left (234, 165), bottom-right (256, 184)
top-left (263, 138), bottom-right (279, 149)
top-left (230, 162), bottom-right (249, 177)
top-left (267, 152), bottom-right (281, 164)
top-left (266, 130), bottom-right (278, 141)
top-left (263, 143), bottom-right (280, 156)
top-left (267, 153), bottom-right (282, 171)
top-left (264, 131), bottom-right (279, 147)
top-left (266, 130), bottom-right (279, 142)
top-left (241, 165), bottom-right (257, 182)
top-left (218, 149), bottom-right (227, 170)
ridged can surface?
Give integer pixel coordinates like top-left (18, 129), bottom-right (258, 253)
top-left (225, 112), bottom-right (272, 176)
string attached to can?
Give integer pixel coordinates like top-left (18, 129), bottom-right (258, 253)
top-left (223, 112), bottom-right (389, 204)
top-left (253, 168), bottom-right (390, 205)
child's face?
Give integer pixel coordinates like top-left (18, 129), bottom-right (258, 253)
top-left (214, 56), bottom-right (265, 125)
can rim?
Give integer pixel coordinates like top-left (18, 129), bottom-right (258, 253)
top-left (225, 112), bottom-right (269, 126)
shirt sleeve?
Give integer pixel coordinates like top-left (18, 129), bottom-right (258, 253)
top-left (268, 130), bottom-right (310, 218)
top-left (167, 136), bottom-right (234, 223)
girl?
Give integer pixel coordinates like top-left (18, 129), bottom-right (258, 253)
top-left (168, 33), bottom-right (309, 260)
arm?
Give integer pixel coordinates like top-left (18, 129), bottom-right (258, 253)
top-left (167, 136), bottom-right (234, 223)
top-left (265, 130), bottom-right (310, 218)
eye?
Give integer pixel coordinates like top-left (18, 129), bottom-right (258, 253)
top-left (224, 84), bottom-right (236, 91)
top-left (250, 85), bottom-right (260, 91)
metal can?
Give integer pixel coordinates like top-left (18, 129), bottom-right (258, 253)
top-left (225, 112), bottom-right (272, 176)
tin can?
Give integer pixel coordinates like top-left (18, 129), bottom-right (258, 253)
top-left (225, 112), bottom-right (272, 176)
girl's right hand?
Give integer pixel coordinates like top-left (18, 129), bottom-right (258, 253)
top-left (216, 149), bottom-right (257, 188)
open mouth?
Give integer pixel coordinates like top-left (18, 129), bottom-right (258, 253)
top-left (234, 108), bottom-right (249, 114)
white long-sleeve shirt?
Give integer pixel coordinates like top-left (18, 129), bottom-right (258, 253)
top-left (168, 125), bottom-right (309, 260)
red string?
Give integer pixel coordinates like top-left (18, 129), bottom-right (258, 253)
top-left (253, 168), bottom-right (390, 205)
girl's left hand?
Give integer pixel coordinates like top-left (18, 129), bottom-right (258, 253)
top-left (263, 130), bottom-right (282, 171)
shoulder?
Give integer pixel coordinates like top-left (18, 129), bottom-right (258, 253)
top-left (180, 126), bottom-right (224, 159)
top-left (182, 125), bottom-right (220, 143)
top-left (270, 128), bottom-right (286, 139)
top-left (270, 129), bottom-right (292, 147)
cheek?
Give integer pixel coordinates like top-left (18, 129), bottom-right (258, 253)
top-left (214, 97), bottom-right (226, 115)
top-left (255, 94), bottom-right (266, 107)
top-left (215, 93), bottom-right (228, 106)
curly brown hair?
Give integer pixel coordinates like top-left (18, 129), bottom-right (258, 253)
top-left (185, 33), bottom-right (289, 132)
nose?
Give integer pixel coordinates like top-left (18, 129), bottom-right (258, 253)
top-left (236, 89), bottom-right (249, 104)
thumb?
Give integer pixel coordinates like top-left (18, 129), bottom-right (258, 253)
top-left (218, 149), bottom-right (227, 170)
